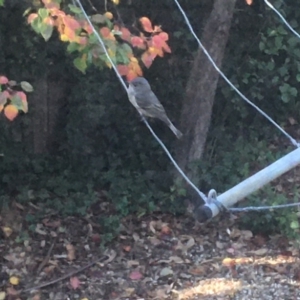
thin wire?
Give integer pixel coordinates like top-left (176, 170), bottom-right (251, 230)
top-left (75, 0), bottom-right (208, 203)
top-left (143, 119), bottom-right (207, 202)
top-left (264, 0), bottom-right (300, 40)
top-left (173, 0), bottom-right (299, 148)
top-left (229, 201), bottom-right (300, 212)
top-left (75, 0), bottom-right (127, 91)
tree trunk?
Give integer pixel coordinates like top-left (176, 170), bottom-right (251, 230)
top-left (176, 0), bottom-right (237, 180)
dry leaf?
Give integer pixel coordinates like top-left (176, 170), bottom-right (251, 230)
top-left (123, 245), bottom-right (131, 252)
top-left (66, 243), bottom-right (76, 261)
top-left (129, 270), bottom-right (143, 280)
top-left (249, 248), bottom-right (268, 256)
top-left (70, 276), bottom-right (81, 289)
top-left (9, 276), bottom-right (19, 285)
top-left (160, 267), bottom-right (173, 277)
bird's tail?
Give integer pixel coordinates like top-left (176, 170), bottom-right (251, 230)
top-left (168, 122), bottom-right (183, 139)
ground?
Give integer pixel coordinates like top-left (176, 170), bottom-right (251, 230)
top-left (1, 201), bottom-right (300, 300)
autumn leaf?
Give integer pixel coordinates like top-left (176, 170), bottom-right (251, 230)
top-left (4, 104), bottom-right (18, 121)
top-left (141, 51), bottom-right (154, 68)
top-left (159, 32), bottom-right (169, 41)
top-left (129, 270), bottom-right (143, 280)
top-left (139, 17), bottom-right (153, 33)
top-left (131, 36), bottom-right (145, 49)
top-left (0, 76), bottom-right (8, 84)
top-left (117, 64), bottom-right (129, 76)
top-left (27, 13), bottom-right (38, 24)
top-left (104, 12), bottom-right (113, 20)
top-left (119, 27), bottom-right (131, 42)
top-left (0, 90), bottom-right (9, 105)
top-left (70, 276), bottom-right (81, 289)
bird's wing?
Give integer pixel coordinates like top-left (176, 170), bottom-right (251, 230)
top-left (135, 90), bottom-right (164, 111)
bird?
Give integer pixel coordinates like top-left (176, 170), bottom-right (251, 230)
top-left (127, 77), bottom-right (183, 139)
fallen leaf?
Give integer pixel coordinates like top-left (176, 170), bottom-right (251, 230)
top-left (66, 243), bottom-right (76, 261)
top-left (123, 245), bottom-right (131, 252)
top-left (0, 292), bottom-right (6, 300)
top-left (159, 267), bottom-right (173, 278)
top-left (249, 248), bottom-right (268, 256)
top-left (70, 276), bottom-right (81, 290)
top-left (129, 270), bottom-right (143, 280)
top-left (1, 226), bottom-right (13, 237)
top-left (9, 276), bottom-right (19, 285)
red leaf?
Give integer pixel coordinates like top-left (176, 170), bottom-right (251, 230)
top-left (0, 76), bottom-right (8, 84)
top-left (117, 64), bottom-right (129, 76)
top-left (159, 32), bottom-right (169, 42)
top-left (119, 27), bottom-right (131, 42)
top-left (139, 17), bottom-right (153, 33)
top-left (129, 270), bottom-right (143, 280)
top-left (0, 90), bottom-right (9, 105)
top-left (131, 36), bottom-right (145, 48)
top-left (70, 276), bottom-right (81, 290)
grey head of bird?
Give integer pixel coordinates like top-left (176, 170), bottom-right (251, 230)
top-left (129, 77), bottom-right (151, 90)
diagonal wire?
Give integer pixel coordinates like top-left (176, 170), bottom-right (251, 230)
top-left (173, 0), bottom-right (299, 148)
top-left (264, 0), bottom-right (300, 40)
top-left (74, 0), bottom-right (208, 203)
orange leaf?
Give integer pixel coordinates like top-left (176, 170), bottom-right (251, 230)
top-left (126, 70), bottom-right (138, 82)
top-left (141, 52), bottom-right (154, 68)
top-left (27, 13), bottom-right (38, 24)
top-left (63, 15), bottom-right (81, 31)
top-left (63, 26), bottom-right (76, 41)
top-left (4, 104), bottom-right (18, 121)
top-left (0, 76), bottom-right (8, 84)
top-left (117, 64), bottom-right (129, 76)
top-left (100, 27), bottom-right (115, 40)
top-left (131, 36), bottom-right (145, 48)
top-left (139, 17), bottom-right (153, 33)
top-left (104, 12), bottom-right (113, 20)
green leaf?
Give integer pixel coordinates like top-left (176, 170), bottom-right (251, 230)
top-left (91, 14), bottom-right (107, 24)
top-left (290, 220), bottom-right (299, 229)
top-left (67, 42), bottom-right (80, 53)
top-left (68, 4), bottom-right (82, 14)
top-left (40, 24), bottom-right (53, 41)
top-left (73, 57), bottom-right (87, 73)
top-left (10, 94), bottom-right (23, 110)
top-left (20, 81), bottom-right (34, 92)
top-left (38, 8), bottom-right (49, 20)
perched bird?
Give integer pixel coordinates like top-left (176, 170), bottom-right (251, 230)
top-left (127, 77), bottom-right (183, 138)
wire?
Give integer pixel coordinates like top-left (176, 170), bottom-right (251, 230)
top-left (74, 0), bottom-right (208, 203)
top-left (173, 0), bottom-right (299, 148)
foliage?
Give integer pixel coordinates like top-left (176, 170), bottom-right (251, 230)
top-left (26, 0), bottom-right (171, 81)
top-left (0, 76), bottom-right (32, 120)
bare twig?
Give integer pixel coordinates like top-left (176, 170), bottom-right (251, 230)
top-left (22, 250), bottom-right (116, 293)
